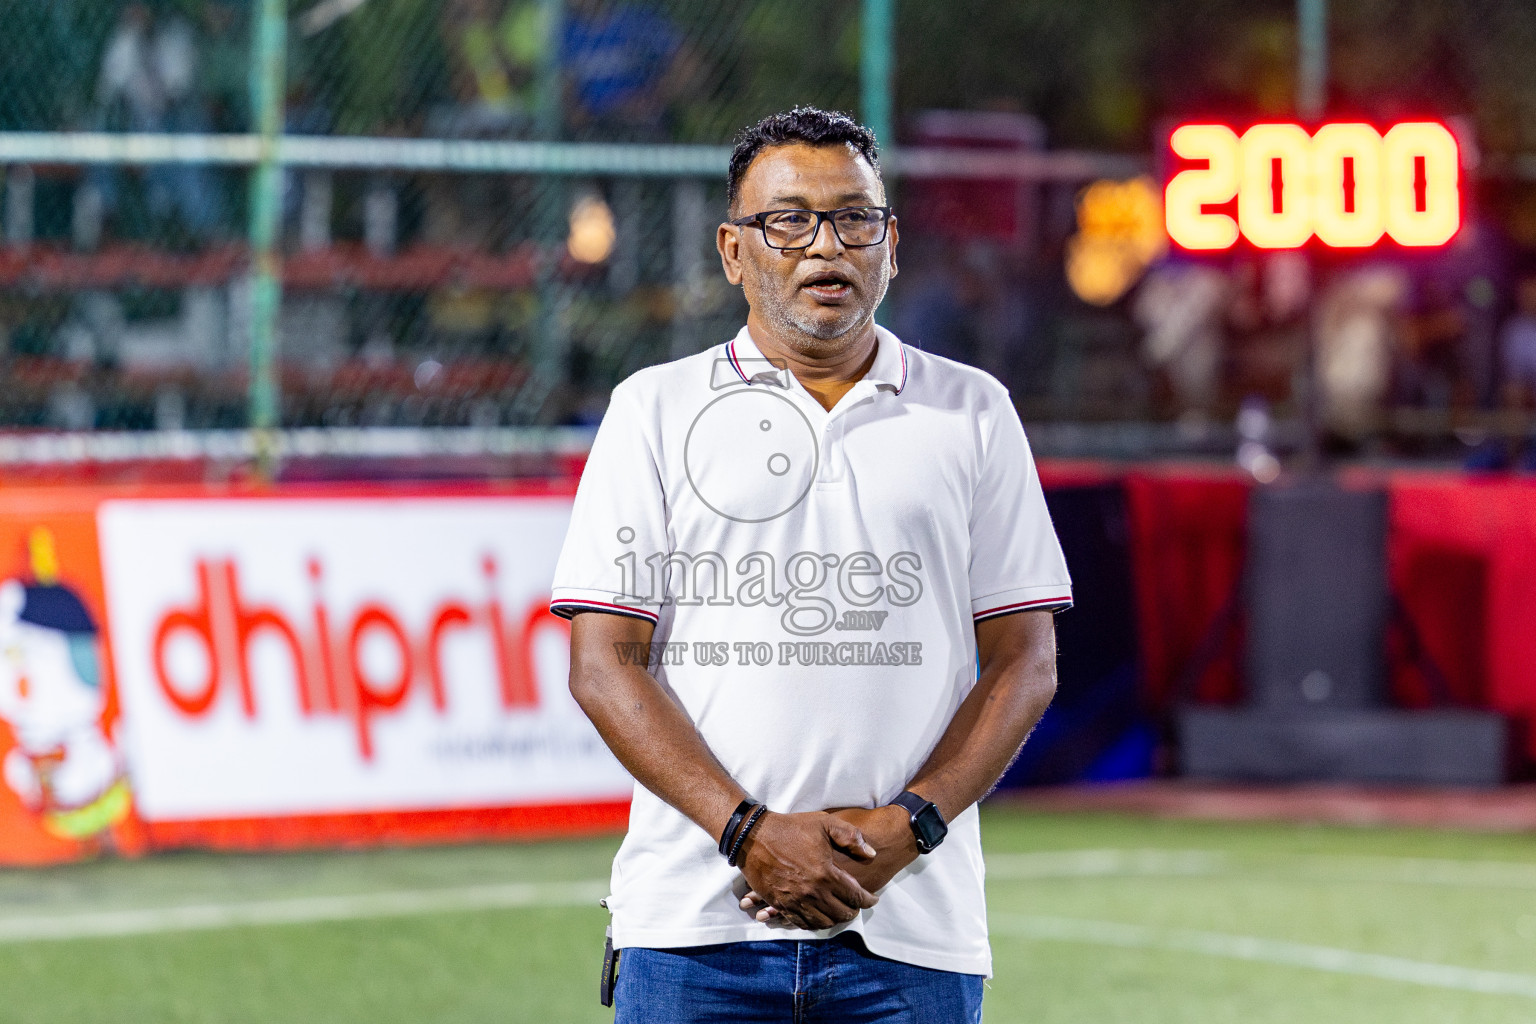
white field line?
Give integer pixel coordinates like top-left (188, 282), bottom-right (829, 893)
top-left (984, 848), bottom-right (1536, 890)
top-left (993, 913), bottom-right (1536, 1000)
top-left (0, 879), bottom-right (608, 944)
top-left (985, 848), bottom-right (1228, 881)
top-left (1294, 854), bottom-right (1536, 890)
top-left (6, 848), bottom-right (1536, 946)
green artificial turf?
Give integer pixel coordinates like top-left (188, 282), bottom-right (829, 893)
top-left (1, 807), bottom-right (1534, 1023)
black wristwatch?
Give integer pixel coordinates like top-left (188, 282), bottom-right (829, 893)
top-left (890, 791), bottom-right (947, 854)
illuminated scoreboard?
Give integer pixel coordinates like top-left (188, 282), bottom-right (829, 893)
top-left (1164, 121), bottom-right (1462, 251)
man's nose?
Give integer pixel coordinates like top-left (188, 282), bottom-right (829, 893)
top-left (803, 214), bottom-right (844, 257)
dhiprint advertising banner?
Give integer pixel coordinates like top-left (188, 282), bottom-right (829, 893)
top-left (0, 486), bottom-right (632, 866)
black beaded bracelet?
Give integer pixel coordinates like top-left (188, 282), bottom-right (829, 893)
top-left (718, 799), bottom-right (755, 857)
top-left (727, 804), bottom-right (768, 867)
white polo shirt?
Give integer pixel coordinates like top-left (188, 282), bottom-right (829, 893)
top-left (550, 324), bottom-right (1071, 976)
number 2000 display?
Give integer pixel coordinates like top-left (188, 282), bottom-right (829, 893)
top-left (1164, 122), bottom-right (1461, 251)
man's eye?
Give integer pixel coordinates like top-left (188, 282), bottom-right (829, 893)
top-left (839, 209), bottom-right (873, 223)
top-left (769, 213), bottom-right (812, 227)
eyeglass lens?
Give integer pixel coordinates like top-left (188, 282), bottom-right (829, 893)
top-left (761, 208), bottom-right (888, 249)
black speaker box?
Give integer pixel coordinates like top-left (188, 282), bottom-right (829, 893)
top-left (1181, 708), bottom-right (1509, 787)
top-left (1245, 483), bottom-right (1389, 709)
top-left (1178, 480), bottom-right (1508, 787)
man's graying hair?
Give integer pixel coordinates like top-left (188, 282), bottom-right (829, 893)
top-left (726, 107), bottom-right (882, 214)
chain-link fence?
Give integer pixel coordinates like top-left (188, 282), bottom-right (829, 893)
top-left (291, 0), bottom-right (863, 144)
top-left (9, 0), bottom-right (1525, 469)
top-left (0, 1), bottom-right (853, 436)
top-left (0, 0), bottom-right (1153, 450)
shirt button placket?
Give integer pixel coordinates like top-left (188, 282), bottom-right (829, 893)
top-left (817, 413), bottom-right (849, 485)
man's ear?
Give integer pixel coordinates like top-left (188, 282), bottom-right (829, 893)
top-left (718, 223), bottom-right (744, 286)
top-left (887, 217), bottom-right (899, 279)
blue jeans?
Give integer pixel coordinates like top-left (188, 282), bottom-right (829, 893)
top-left (613, 933), bottom-right (984, 1023)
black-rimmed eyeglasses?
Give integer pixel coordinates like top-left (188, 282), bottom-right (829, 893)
top-left (729, 206), bottom-right (893, 251)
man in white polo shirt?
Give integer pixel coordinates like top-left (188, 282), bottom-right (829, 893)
top-left (552, 107), bottom-right (1070, 1023)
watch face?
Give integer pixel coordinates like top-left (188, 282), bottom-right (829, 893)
top-left (913, 804), bottom-right (947, 851)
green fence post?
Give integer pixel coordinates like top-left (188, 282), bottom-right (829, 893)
top-left (861, 0), bottom-right (895, 150)
top-left (249, 0), bottom-right (287, 470)
top-left (1297, 0), bottom-right (1327, 119)
top-left (1296, 0), bottom-right (1327, 469)
top-left (536, 0), bottom-right (564, 141)
top-left (862, 0), bottom-right (894, 322)
top-left (525, 0), bottom-right (567, 423)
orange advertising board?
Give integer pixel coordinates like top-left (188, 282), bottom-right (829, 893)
top-left (0, 482), bottom-right (630, 867)
top-left (0, 488), bottom-right (143, 864)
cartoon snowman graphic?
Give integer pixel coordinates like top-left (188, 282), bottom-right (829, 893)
top-left (0, 528), bottom-right (129, 840)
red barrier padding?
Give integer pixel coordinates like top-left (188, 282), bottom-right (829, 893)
top-left (1124, 468), bottom-right (1249, 709)
top-left (1386, 475), bottom-right (1536, 746)
top-left (143, 800), bottom-right (632, 852)
top-left (1122, 466), bottom-right (1536, 762)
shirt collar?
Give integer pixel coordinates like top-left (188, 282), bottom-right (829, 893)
top-left (720, 327), bottom-right (793, 388)
top-left (721, 325), bottom-right (909, 395)
top-left (864, 325), bottom-right (910, 394)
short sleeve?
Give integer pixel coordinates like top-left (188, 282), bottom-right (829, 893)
top-left (968, 398), bottom-right (1072, 621)
top-left (550, 382), bottom-right (668, 624)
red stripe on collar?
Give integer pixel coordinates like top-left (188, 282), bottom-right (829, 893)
top-left (727, 339), bottom-right (752, 384)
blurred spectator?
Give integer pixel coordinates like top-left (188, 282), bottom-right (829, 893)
top-left (1397, 277), bottom-right (1464, 412)
top-left (1499, 275), bottom-right (1536, 409)
top-left (153, 11), bottom-right (222, 239)
top-left (87, 4), bottom-right (160, 244)
top-left (434, 0), bottom-right (550, 137)
top-left (896, 251), bottom-right (983, 366)
top-left (1315, 266), bottom-right (1410, 439)
top-left (91, 4), bottom-right (223, 243)
top-left (1133, 260), bottom-right (1229, 415)
top-left (1439, 219), bottom-right (1511, 410)
top-left (562, 0), bottom-right (685, 137)
top-left (201, 2), bottom-right (249, 132)
top-left (1224, 254), bottom-right (1308, 411)
top-left (281, 84), bottom-right (335, 238)
top-left (97, 4), bottom-right (160, 133)
top-left (1391, 220), bottom-right (1511, 415)
top-left (423, 0), bottom-right (542, 251)
top-left (969, 247), bottom-right (1042, 392)
top-left (893, 241), bottom-right (1041, 395)
top-left (153, 13), bottom-right (198, 126)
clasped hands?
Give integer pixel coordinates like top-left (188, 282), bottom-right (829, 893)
top-left (732, 805), bottom-right (920, 931)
